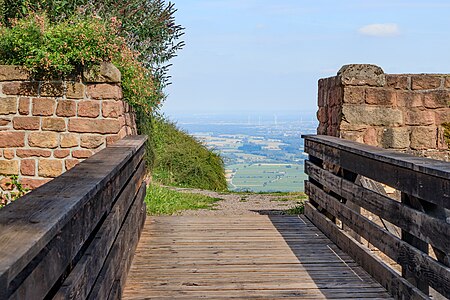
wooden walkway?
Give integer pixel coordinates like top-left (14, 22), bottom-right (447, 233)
top-left (122, 215), bottom-right (392, 299)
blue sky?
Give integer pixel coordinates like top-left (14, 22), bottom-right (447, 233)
top-left (162, 0), bottom-right (450, 116)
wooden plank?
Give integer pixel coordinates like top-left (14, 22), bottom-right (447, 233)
top-left (0, 136), bottom-right (147, 299)
top-left (304, 202), bottom-right (428, 300)
top-left (305, 160), bottom-right (450, 255)
top-left (304, 136), bottom-right (450, 209)
top-left (87, 184), bottom-right (146, 300)
top-left (306, 182), bottom-right (450, 298)
top-left (53, 160), bottom-right (145, 299)
top-left (123, 215), bottom-right (392, 299)
top-left (5, 147), bottom-right (145, 300)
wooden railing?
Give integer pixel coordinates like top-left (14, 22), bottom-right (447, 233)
top-left (0, 136), bottom-right (147, 300)
top-left (303, 135), bottom-right (449, 300)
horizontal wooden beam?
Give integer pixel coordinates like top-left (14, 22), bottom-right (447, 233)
top-left (306, 181), bottom-right (450, 298)
top-left (305, 160), bottom-right (449, 255)
top-left (304, 202), bottom-right (428, 300)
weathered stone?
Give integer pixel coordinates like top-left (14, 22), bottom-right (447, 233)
top-left (0, 65), bottom-right (30, 81)
top-left (83, 62), bottom-right (121, 83)
top-left (404, 109), bottom-right (435, 126)
top-left (40, 82), bottom-right (63, 97)
top-left (0, 177), bottom-right (14, 190)
top-left (80, 135), bottom-right (104, 149)
top-left (340, 131), bottom-right (364, 143)
top-left (343, 87), bottom-right (365, 104)
top-left (0, 97), bottom-right (17, 115)
top-left (3, 149), bottom-right (14, 160)
top-left (56, 100), bottom-right (76, 117)
top-left (20, 178), bottom-right (51, 189)
top-left (66, 82), bottom-right (85, 99)
top-left (317, 107), bottom-right (327, 123)
top-left (0, 119), bottom-right (10, 126)
top-left (0, 160), bottom-right (19, 175)
top-left (381, 127), bottom-right (410, 149)
top-left (18, 97), bottom-right (30, 115)
top-left (38, 159), bottom-right (63, 177)
top-left (445, 77), bottom-right (450, 89)
top-left (363, 127), bottom-right (379, 146)
top-left (16, 149), bottom-right (51, 158)
top-left (396, 91), bottom-right (423, 107)
top-left (102, 101), bottom-right (123, 118)
top-left (53, 149), bottom-right (70, 158)
top-left (106, 134), bottom-right (121, 145)
top-left (435, 109), bottom-right (450, 124)
top-left (72, 149), bottom-right (93, 159)
top-left (20, 159), bottom-right (35, 176)
top-left (338, 64), bottom-right (386, 87)
top-left (0, 132), bottom-right (25, 147)
top-left (2, 82), bottom-right (39, 96)
top-left (341, 105), bottom-right (403, 126)
top-left (28, 132), bottom-right (59, 148)
top-left (42, 117), bottom-right (66, 132)
top-left (78, 101), bottom-right (100, 118)
top-left (69, 118), bottom-right (120, 134)
top-left (13, 116), bottom-right (40, 130)
top-left (410, 126), bottom-right (437, 149)
top-left (87, 84), bottom-right (122, 100)
top-left (386, 75), bottom-right (409, 89)
top-left (32, 98), bottom-right (56, 116)
top-left (423, 90), bottom-right (449, 108)
top-left (65, 159), bottom-right (80, 170)
top-left (60, 133), bottom-right (79, 148)
top-left (365, 88), bottom-right (396, 106)
top-left (411, 75), bottom-right (441, 90)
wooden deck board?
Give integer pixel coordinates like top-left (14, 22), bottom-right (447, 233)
top-left (122, 215), bottom-right (393, 299)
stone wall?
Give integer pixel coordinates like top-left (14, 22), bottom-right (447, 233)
top-left (317, 64), bottom-right (450, 160)
top-left (0, 64), bottom-right (137, 198)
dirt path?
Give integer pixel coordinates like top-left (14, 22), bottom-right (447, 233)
top-left (165, 186), bottom-right (305, 216)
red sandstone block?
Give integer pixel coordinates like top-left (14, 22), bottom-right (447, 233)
top-left (0, 160), bottom-right (19, 175)
top-left (411, 75), bottom-right (441, 90)
top-left (435, 109), bottom-right (450, 124)
top-left (80, 135), bottom-right (104, 149)
top-left (2, 82), bottom-right (39, 96)
top-left (0, 132), bottom-right (25, 147)
top-left (28, 132), bottom-right (59, 148)
top-left (404, 109), bottom-right (435, 126)
top-left (65, 159), bottom-right (80, 170)
top-left (87, 83), bottom-right (122, 100)
top-left (386, 75), bottom-right (409, 89)
top-left (13, 116), bottom-right (40, 130)
top-left (72, 149), bottom-right (93, 159)
top-left (106, 134), bottom-right (120, 145)
top-left (20, 177), bottom-right (51, 189)
top-left (343, 87), bottom-right (365, 104)
top-left (365, 88), bottom-right (396, 106)
top-left (40, 82), bottom-right (63, 97)
top-left (69, 118), bottom-right (120, 134)
top-left (0, 65), bottom-right (30, 81)
top-left (54, 149), bottom-right (70, 158)
top-left (32, 98), bottom-right (56, 116)
top-left (396, 91), bottom-right (423, 108)
top-left (78, 101), bottom-right (100, 118)
top-left (18, 97), bottom-right (30, 115)
top-left (56, 100), bottom-right (76, 117)
top-left (16, 149), bottom-right (51, 158)
top-left (20, 159), bottom-right (35, 176)
top-left (3, 149), bottom-right (15, 160)
top-left (102, 101), bottom-right (123, 118)
top-left (66, 82), bottom-right (85, 99)
top-left (42, 117), bottom-right (66, 132)
top-left (0, 119), bottom-right (10, 126)
top-left (60, 133), bottom-right (79, 148)
top-left (0, 97), bottom-right (17, 115)
top-left (423, 91), bottom-right (449, 108)
top-left (445, 77), bottom-right (450, 89)
top-left (38, 159), bottom-right (63, 178)
top-left (363, 127), bottom-right (378, 146)
top-left (317, 107), bottom-right (327, 123)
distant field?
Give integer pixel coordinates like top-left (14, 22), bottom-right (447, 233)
top-left (227, 163), bottom-right (306, 192)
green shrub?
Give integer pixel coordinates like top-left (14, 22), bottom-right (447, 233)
top-left (150, 117), bottom-right (228, 191)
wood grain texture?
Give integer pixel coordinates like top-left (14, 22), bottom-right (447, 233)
top-left (122, 215), bottom-right (392, 299)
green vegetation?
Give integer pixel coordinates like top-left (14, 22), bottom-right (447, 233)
top-left (229, 163), bottom-right (307, 192)
top-left (150, 117), bottom-right (227, 191)
top-left (285, 203), bottom-right (305, 215)
top-left (145, 184), bottom-right (220, 215)
top-left (0, 175), bottom-right (29, 208)
top-left (442, 123), bottom-right (450, 147)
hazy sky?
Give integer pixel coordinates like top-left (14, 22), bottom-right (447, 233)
top-left (162, 0), bottom-right (450, 116)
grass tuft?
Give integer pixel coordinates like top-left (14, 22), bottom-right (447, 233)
top-left (145, 184), bottom-right (221, 215)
